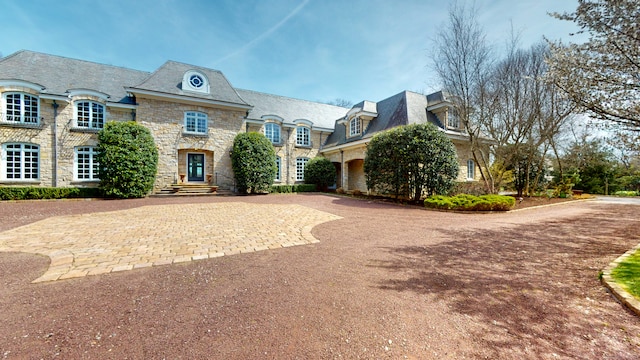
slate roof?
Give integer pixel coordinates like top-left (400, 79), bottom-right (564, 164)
top-left (323, 91), bottom-right (439, 148)
top-left (236, 89), bottom-right (348, 129)
top-left (0, 50), bottom-right (150, 104)
top-left (129, 61), bottom-right (249, 107)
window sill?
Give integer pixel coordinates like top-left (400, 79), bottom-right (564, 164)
top-left (295, 144), bottom-right (312, 149)
top-left (0, 180), bottom-right (41, 185)
top-left (0, 121), bottom-right (44, 129)
top-left (71, 180), bottom-right (100, 185)
top-left (70, 127), bottom-right (101, 133)
top-left (182, 132), bottom-right (209, 138)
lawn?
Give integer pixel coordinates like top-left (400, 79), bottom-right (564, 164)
top-left (610, 249), bottom-right (640, 299)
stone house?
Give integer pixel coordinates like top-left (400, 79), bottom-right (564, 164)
top-left (0, 50), bottom-right (484, 194)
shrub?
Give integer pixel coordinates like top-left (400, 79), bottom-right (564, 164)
top-left (0, 187), bottom-right (100, 200)
top-left (269, 184), bottom-right (316, 193)
top-left (303, 157), bottom-right (336, 191)
top-left (365, 123), bottom-right (459, 200)
top-left (231, 132), bottom-right (277, 194)
top-left (614, 190), bottom-right (639, 197)
top-left (424, 194), bottom-right (515, 211)
top-left (453, 181), bottom-right (489, 196)
top-left (97, 121), bottom-right (158, 199)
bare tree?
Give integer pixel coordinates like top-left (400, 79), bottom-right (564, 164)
top-left (431, 1), bottom-right (496, 192)
top-left (546, 0), bottom-right (640, 129)
top-left (326, 98), bottom-right (353, 108)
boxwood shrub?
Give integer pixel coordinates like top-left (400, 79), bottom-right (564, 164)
top-left (0, 187), bottom-right (101, 200)
top-left (424, 194), bottom-right (515, 211)
top-left (269, 184), bottom-right (317, 193)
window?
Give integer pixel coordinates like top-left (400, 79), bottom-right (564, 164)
top-left (189, 74), bottom-right (204, 89)
top-left (76, 101), bottom-right (104, 129)
top-left (448, 108), bottom-right (460, 129)
top-left (3, 93), bottom-right (39, 124)
top-left (2, 143), bottom-right (39, 180)
top-left (296, 157), bottom-right (308, 181)
top-left (296, 126), bottom-right (310, 147)
top-left (275, 156), bottom-right (281, 181)
top-left (75, 146), bottom-right (99, 181)
top-left (467, 159), bottom-right (475, 180)
top-left (349, 117), bottom-right (362, 136)
top-left (184, 111), bottom-right (208, 134)
top-left (264, 123), bottom-right (281, 144)
top-left (183, 70), bottom-right (209, 93)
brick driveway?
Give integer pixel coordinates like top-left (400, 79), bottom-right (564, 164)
top-left (0, 202), bottom-right (341, 282)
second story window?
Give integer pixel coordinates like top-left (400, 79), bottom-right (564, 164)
top-left (447, 108), bottom-right (460, 129)
top-left (349, 117), bottom-right (362, 137)
top-left (3, 93), bottom-right (39, 124)
top-left (76, 101), bottom-right (104, 129)
top-left (184, 111), bottom-right (208, 134)
top-left (296, 126), bottom-right (310, 147)
top-left (264, 123), bottom-right (281, 144)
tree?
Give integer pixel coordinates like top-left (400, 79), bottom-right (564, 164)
top-left (546, 0), bottom-right (640, 129)
top-left (97, 121), bottom-right (158, 198)
top-left (560, 135), bottom-right (618, 194)
top-left (326, 98), bottom-right (353, 108)
top-left (231, 132), bottom-right (277, 194)
top-left (364, 123), bottom-right (459, 200)
top-left (431, 1), bottom-right (496, 192)
top-left (303, 157), bottom-right (336, 191)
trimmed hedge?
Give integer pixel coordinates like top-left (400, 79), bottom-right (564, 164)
top-left (424, 194), bottom-right (515, 211)
top-left (269, 184), bottom-right (317, 193)
top-left (0, 187), bottom-right (101, 201)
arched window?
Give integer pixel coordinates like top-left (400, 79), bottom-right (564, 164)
top-left (296, 126), bottom-right (310, 147)
top-left (264, 123), bottom-right (281, 144)
top-left (1, 143), bottom-right (39, 180)
top-left (184, 111), bottom-right (208, 134)
top-left (3, 92), bottom-right (39, 124)
top-left (76, 101), bottom-right (105, 129)
top-left (467, 159), bottom-right (475, 180)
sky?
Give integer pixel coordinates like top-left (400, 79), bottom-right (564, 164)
top-left (0, 0), bottom-right (584, 105)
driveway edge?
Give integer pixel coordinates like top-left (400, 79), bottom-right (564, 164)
top-left (601, 242), bottom-right (640, 317)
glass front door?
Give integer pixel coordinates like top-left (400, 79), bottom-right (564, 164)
top-left (187, 153), bottom-right (205, 182)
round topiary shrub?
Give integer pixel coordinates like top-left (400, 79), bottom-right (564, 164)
top-left (97, 121), bottom-right (159, 199)
top-left (231, 132), bottom-right (277, 194)
top-left (303, 157), bottom-right (336, 191)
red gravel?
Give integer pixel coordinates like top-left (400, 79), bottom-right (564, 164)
top-left (1, 194), bottom-right (639, 359)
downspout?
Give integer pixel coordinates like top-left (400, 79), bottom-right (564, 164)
top-left (52, 100), bottom-right (59, 187)
top-left (286, 128), bottom-right (291, 184)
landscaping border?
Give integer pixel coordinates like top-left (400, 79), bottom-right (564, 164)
top-left (601, 242), bottom-right (640, 317)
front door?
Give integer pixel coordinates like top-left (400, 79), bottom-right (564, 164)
top-left (187, 153), bottom-right (205, 182)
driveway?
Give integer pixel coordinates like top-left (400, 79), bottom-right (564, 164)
top-left (1, 194), bottom-right (639, 359)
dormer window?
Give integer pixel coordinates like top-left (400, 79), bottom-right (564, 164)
top-left (296, 126), bottom-right (310, 147)
top-left (264, 122), bottom-right (281, 144)
top-left (447, 108), bottom-right (460, 129)
top-left (183, 70), bottom-right (210, 94)
top-left (76, 101), bottom-right (105, 129)
top-left (349, 117), bottom-right (362, 136)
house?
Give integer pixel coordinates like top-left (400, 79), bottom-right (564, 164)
top-left (0, 50), bottom-right (483, 194)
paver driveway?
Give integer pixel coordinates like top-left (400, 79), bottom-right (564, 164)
top-left (0, 202), bottom-right (341, 282)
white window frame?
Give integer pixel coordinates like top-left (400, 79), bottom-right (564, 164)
top-left (74, 146), bottom-right (99, 181)
top-left (184, 111), bottom-right (208, 134)
top-left (264, 123), bottom-right (281, 144)
top-left (296, 126), bottom-right (310, 147)
top-left (275, 156), bottom-right (281, 182)
top-left (349, 117), bottom-right (362, 137)
top-left (467, 159), bottom-right (475, 180)
top-left (448, 108), bottom-right (460, 129)
top-left (1, 143), bottom-right (39, 181)
top-left (2, 92), bottom-right (40, 124)
top-left (296, 157), bottom-right (309, 181)
top-left (75, 101), bottom-right (105, 129)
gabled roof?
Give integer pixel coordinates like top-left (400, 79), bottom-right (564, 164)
top-left (128, 61), bottom-right (249, 107)
top-left (237, 89), bottom-right (348, 130)
top-left (0, 50), bottom-right (149, 104)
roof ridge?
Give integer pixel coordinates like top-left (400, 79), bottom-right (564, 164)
top-left (9, 49), bottom-right (152, 75)
top-left (236, 88), bottom-right (349, 109)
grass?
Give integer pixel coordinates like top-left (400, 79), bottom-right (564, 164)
top-left (610, 249), bottom-right (640, 300)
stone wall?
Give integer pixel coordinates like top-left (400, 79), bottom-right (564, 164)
top-left (135, 97), bottom-right (246, 190)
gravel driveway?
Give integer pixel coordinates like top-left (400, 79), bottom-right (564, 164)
top-left (1, 194), bottom-right (639, 359)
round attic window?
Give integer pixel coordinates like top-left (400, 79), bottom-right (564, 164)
top-left (189, 74), bottom-right (204, 89)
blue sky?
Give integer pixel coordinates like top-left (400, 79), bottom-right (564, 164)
top-left (0, 0), bottom-right (582, 105)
